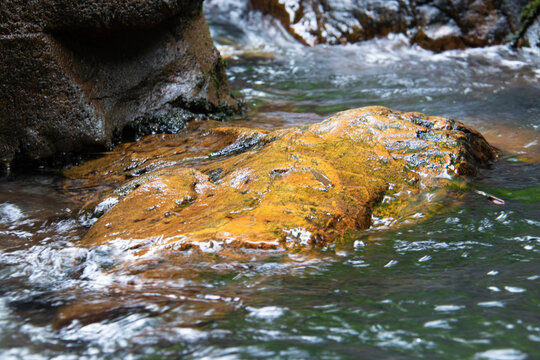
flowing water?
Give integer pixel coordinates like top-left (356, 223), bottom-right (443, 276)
top-left (1, 1), bottom-right (539, 359)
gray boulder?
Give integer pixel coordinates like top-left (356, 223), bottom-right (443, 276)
top-left (0, 0), bottom-right (238, 169)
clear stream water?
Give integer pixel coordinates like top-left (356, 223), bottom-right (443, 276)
top-left (1, 2), bottom-right (539, 359)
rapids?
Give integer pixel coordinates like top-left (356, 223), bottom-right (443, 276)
top-left (0, 1), bottom-right (538, 359)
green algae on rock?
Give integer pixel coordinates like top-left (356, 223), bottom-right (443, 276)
top-left (65, 106), bottom-right (496, 252)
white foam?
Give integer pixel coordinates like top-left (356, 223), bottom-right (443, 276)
top-left (474, 349), bottom-right (527, 360)
top-left (94, 197), bottom-right (119, 215)
top-left (0, 203), bottom-right (24, 224)
top-left (283, 227), bottom-right (312, 246)
top-left (504, 286), bottom-right (526, 293)
top-left (434, 305), bottom-right (465, 312)
top-left (247, 306), bottom-right (286, 321)
top-left (478, 301), bottom-right (505, 308)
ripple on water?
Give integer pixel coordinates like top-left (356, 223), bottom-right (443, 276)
top-left (424, 319), bottom-right (454, 329)
top-left (504, 286), bottom-right (526, 294)
top-left (434, 305), bottom-right (465, 312)
top-left (474, 349), bottom-right (528, 360)
top-left (477, 301), bottom-right (505, 308)
top-left (0, 0), bottom-right (538, 357)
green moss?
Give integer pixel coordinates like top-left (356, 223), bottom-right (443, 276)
top-left (520, 0), bottom-right (540, 24)
top-left (172, 198), bottom-right (195, 213)
top-left (211, 75), bottom-right (221, 99)
top-left (210, 57), bottom-right (228, 100)
top-left (341, 229), bottom-right (359, 244)
top-left (513, 0), bottom-right (540, 47)
top-left (477, 185), bottom-right (540, 204)
top-left (444, 179), bottom-right (472, 192)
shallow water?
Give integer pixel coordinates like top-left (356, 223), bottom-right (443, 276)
top-left (0, 2), bottom-right (539, 359)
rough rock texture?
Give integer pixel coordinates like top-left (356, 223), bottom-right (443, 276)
top-left (65, 106), bottom-right (496, 252)
top-left (0, 0), bottom-right (238, 169)
top-left (248, 0), bottom-right (530, 51)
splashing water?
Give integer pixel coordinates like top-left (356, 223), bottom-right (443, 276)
top-left (0, 2), bottom-right (539, 359)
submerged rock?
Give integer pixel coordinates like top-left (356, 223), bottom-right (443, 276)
top-left (0, 0), bottom-right (238, 169)
top-left (247, 0), bottom-right (528, 51)
top-left (66, 106), bottom-right (496, 252)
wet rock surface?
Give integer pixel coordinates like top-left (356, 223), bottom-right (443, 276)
top-left (65, 106), bottom-right (496, 252)
top-left (248, 0), bottom-right (529, 51)
top-left (514, 0), bottom-right (540, 48)
top-left (0, 0), bottom-right (238, 169)
top-left (523, 16), bottom-right (540, 47)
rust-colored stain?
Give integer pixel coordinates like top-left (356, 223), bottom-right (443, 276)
top-left (65, 106), bottom-right (496, 252)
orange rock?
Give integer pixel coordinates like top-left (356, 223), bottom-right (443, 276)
top-left (66, 106), bottom-right (496, 252)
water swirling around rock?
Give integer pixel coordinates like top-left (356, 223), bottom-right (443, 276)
top-left (0, 1), bottom-right (539, 359)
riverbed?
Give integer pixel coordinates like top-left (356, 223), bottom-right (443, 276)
top-left (0, 2), bottom-right (539, 359)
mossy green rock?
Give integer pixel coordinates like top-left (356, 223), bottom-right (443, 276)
top-left (66, 106), bottom-right (496, 252)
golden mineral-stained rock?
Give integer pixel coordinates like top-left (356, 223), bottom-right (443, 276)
top-left (66, 106), bottom-right (496, 252)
